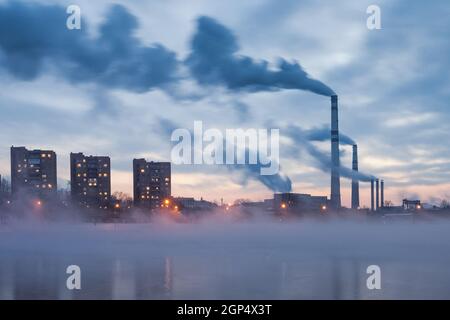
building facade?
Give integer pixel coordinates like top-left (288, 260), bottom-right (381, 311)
top-left (133, 159), bottom-right (171, 210)
top-left (10, 146), bottom-right (57, 200)
top-left (70, 153), bottom-right (111, 209)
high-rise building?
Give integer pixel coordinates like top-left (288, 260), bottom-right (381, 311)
top-left (70, 153), bottom-right (111, 209)
top-left (10, 146), bottom-right (57, 199)
top-left (133, 159), bottom-right (171, 209)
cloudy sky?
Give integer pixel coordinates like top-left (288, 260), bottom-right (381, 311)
top-left (0, 0), bottom-right (449, 207)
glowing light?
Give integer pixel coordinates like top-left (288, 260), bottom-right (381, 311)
top-left (164, 199), bottom-right (170, 205)
top-left (36, 200), bottom-right (42, 206)
top-left (321, 205), bottom-right (327, 211)
top-left (281, 203), bottom-right (287, 209)
top-left (114, 203), bottom-right (120, 209)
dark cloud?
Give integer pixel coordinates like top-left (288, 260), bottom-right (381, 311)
top-left (186, 16), bottom-right (335, 96)
top-left (0, 2), bottom-right (178, 92)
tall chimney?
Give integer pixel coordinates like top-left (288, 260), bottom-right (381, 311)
top-left (380, 180), bottom-right (384, 208)
top-left (330, 95), bottom-right (341, 209)
top-left (376, 179), bottom-right (380, 211)
top-left (351, 144), bottom-right (359, 209)
top-left (370, 179), bottom-right (375, 211)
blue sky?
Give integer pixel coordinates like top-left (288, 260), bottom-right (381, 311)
top-left (0, 0), bottom-right (449, 207)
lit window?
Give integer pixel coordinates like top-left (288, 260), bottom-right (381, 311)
top-left (48, 184), bottom-right (52, 188)
top-left (140, 169), bottom-right (145, 173)
top-left (77, 163), bottom-right (81, 168)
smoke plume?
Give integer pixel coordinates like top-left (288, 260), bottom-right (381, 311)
top-left (186, 16), bottom-right (335, 96)
top-left (158, 118), bottom-right (292, 193)
top-left (284, 124), bottom-right (375, 182)
top-left (303, 125), bottom-right (355, 146)
top-left (229, 163), bottom-right (292, 193)
top-left (0, 3), bottom-right (178, 92)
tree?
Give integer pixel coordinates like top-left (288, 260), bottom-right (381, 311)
top-left (440, 199), bottom-right (450, 209)
top-left (112, 192), bottom-right (132, 202)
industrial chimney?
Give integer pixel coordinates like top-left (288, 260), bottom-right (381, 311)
top-left (376, 179), bottom-right (380, 210)
top-left (330, 95), bottom-right (341, 209)
top-left (370, 179), bottom-right (375, 211)
top-left (351, 144), bottom-right (359, 209)
top-left (380, 180), bottom-right (384, 208)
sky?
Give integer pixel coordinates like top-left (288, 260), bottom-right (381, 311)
top-left (0, 0), bottom-right (449, 207)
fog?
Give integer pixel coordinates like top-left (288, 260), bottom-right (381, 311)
top-left (1, 214), bottom-right (450, 299)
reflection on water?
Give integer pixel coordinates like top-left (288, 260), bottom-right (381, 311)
top-left (1, 222), bottom-right (450, 299)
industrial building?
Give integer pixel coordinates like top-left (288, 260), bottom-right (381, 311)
top-left (70, 153), bottom-right (111, 209)
top-left (10, 146), bottom-right (57, 200)
top-left (173, 197), bottom-right (217, 213)
top-left (274, 193), bottom-right (328, 214)
top-left (133, 159), bottom-right (171, 210)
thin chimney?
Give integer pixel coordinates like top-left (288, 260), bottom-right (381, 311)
top-left (380, 180), bottom-right (384, 208)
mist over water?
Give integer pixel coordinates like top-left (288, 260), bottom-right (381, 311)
top-left (1, 213), bottom-right (450, 300)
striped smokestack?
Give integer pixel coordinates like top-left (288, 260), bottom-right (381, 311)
top-left (351, 144), bottom-right (360, 209)
top-left (330, 95), bottom-right (341, 209)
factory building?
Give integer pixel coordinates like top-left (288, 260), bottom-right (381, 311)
top-left (10, 146), bottom-right (57, 200)
top-left (70, 153), bottom-right (111, 209)
top-left (402, 199), bottom-right (421, 211)
top-left (133, 159), bottom-right (171, 210)
top-left (274, 193), bottom-right (328, 214)
top-left (173, 197), bottom-right (216, 213)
